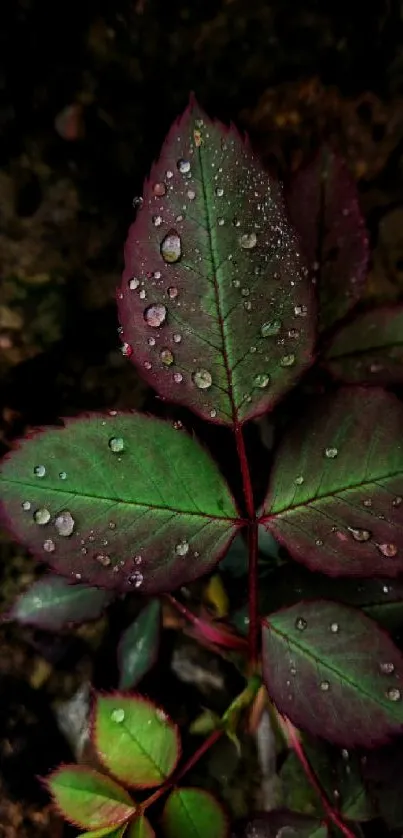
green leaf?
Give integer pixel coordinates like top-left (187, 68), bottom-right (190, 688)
top-left (93, 694), bottom-right (180, 788)
top-left (118, 98), bottom-right (315, 427)
top-left (46, 766), bottom-right (135, 829)
top-left (162, 788), bottom-right (228, 838)
top-left (262, 600), bottom-right (403, 747)
top-left (79, 827), bottom-right (127, 838)
top-left (8, 575), bottom-right (112, 630)
top-left (118, 600), bottom-right (161, 690)
top-left (261, 388), bottom-right (403, 577)
top-left (0, 413), bottom-right (239, 594)
top-left (324, 305), bottom-right (403, 384)
top-left (126, 815), bottom-right (155, 837)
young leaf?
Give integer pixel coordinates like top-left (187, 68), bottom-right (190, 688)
top-left (324, 305), bottom-right (403, 384)
top-left (0, 413), bottom-right (240, 594)
top-left (93, 694), bottom-right (180, 788)
top-left (262, 600), bottom-right (403, 747)
top-left (231, 810), bottom-right (328, 837)
top-left (162, 787), bottom-right (228, 838)
top-left (46, 766), bottom-right (135, 829)
top-left (8, 575), bottom-right (112, 630)
top-left (118, 98), bottom-right (315, 427)
top-left (126, 815), bottom-right (155, 837)
top-left (79, 828), bottom-right (127, 838)
top-left (286, 146), bottom-right (368, 331)
top-left (118, 599), bottom-right (160, 689)
top-left (261, 388), bottom-right (403, 577)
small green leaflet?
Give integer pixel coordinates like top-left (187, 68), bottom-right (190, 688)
top-left (0, 413), bottom-right (240, 593)
top-left (261, 388), bottom-right (403, 577)
top-left (79, 827), bottom-right (127, 838)
top-left (118, 599), bottom-right (160, 689)
top-left (9, 575), bottom-right (111, 630)
top-left (262, 600), bottom-right (403, 747)
top-left (126, 815), bottom-right (155, 837)
top-left (324, 305), bottom-right (403, 385)
top-left (162, 787), bottom-right (228, 838)
top-left (46, 766), bottom-right (135, 829)
top-left (93, 694), bottom-right (180, 788)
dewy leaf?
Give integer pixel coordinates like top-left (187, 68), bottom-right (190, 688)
top-left (286, 146), bottom-right (368, 331)
top-left (118, 98), bottom-right (315, 427)
top-left (126, 815), bottom-right (155, 837)
top-left (8, 575), bottom-right (112, 630)
top-left (324, 305), bottom-right (403, 384)
top-left (0, 413), bottom-right (240, 594)
top-left (231, 810), bottom-right (328, 837)
top-left (93, 694), bottom-right (180, 788)
top-left (261, 388), bottom-right (403, 577)
top-left (262, 600), bottom-right (403, 747)
top-left (46, 766), bottom-right (135, 829)
top-left (118, 599), bottom-right (161, 689)
top-left (162, 787), bottom-right (228, 838)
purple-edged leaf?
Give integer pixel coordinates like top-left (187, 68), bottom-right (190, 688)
top-left (324, 305), bottom-right (403, 384)
top-left (46, 766), bottom-right (135, 829)
top-left (126, 815), bottom-right (155, 837)
top-left (118, 98), bottom-right (315, 427)
top-left (118, 599), bottom-right (160, 690)
top-left (93, 694), bottom-right (180, 788)
top-left (231, 810), bottom-right (327, 837)
top-left (8, 575), bottom-right (112, 630)
top-left (261, 388), bottom-right (403, 577)
top-left (162, 788), bottom-right (228, 838)
top-left (286, 146), bottom-right (368, 331)
top-left (0, 413), bottom-right (240, 594)
top-left (262, 600), bottom-right (403, 747)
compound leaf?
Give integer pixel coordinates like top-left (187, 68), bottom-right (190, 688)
top-left (162, 787), bottom-right (228, 838)
top-left (118, 599), bottom-right (161, 689)
top-left (93, 694), bottom-right (180, 788)
top-left (0, 413), bottom-right (239, 594)
top-left (118, 98), bottom-right (315, 427)
top-left (286, 146), bottom-right (368, 330)
top-left (324, 305), bottom-right (403, 384)
top-left (8, 575), bottom-right (112, 630)
top-left (261, 388), bottom-right (403, 577)
top-left (262, 600), bottom-right (403, 747)
top-left (46, 766), bottom-right (135, 829)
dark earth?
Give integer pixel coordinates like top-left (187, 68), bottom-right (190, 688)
top-left (2, 1), bottom-right (403, 835)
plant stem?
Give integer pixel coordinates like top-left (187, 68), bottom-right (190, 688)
top-left (165, 593), bottom-right (247, 651)
top-left (234, 423), bottom-right (259, 666)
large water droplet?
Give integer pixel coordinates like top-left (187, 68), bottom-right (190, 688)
top-left (144, 304), bottom-right (167, 328)
top-left (261, 320), bottom-right (282, 337)
top-left (43, 539), bottom-right (55, 553)
top-left (55, 511), bottom-right (75, 537)
top-left (34, 508), bottom-right (51, 525)
top-left (153, 182), bottom-right (166, 197)
top-left (254, 373), bottom-right (270, 389)
top-left (192, 369), bottom-right (212, 389)
top-left (175, 539), bottom-right (189, 556)
top-left (386, 686), bottom-right (401, 702)
top-left (295, 617), bottom-right (307, 631)
top-left (379, 661), bottom-right (395, 675)
top-left (378, 543), bottom-right (398, 557)
top-left (160, 348), bottom-right (174, 367)
top-left (111, 708), bottom-right (125, 723)
top-left (161, 232), bottom-right (182, 263)
top-left (325, 447), bottom-right (338, 459)
top-left (348, 527), bottom-right (371, 543)
top-left (177, 159), bottom-right (191, 174)
top-left (34, 465), bottom-right (46, 478)
top-left (109, 437), bottom-right (124, 453)
top-left (239, 232), bottom-right (257, 249)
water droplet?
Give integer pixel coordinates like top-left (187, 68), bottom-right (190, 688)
top-left (153, 182), bottom-right (166, 197)
top-left (95, 553), bottom-right (111, 567)
top-left (341, 749), bottom-right (349, 760)
top-left (379, 661), bottom-right (395, 675)
top-left (134, 555), bottom-right (142, 565)
top-left (348, 527), bottom-right (371, 543)
top-left (139, 289), bottom-right (146, 300)
top-left (379, 543), bottom-right (398, 558)
top-left (294, 304), bottom-right (308, 317)
top-left (254, 373), bottom-right (270, 389)
top-left (109, 437), bottom-right (124, 453)
top-left (261, 320), bottom-right (282, 337)
top-left (109, 521), bottom-right (116, 530)
top-left (192, 369), bottom-right (212, 389)
top-left (173, 539), bottom-right (190, 558)
top-left (129, 277), bottom-right (140, 290)
top-left (187, 189), bottom-right (196, 200)
top-left (161, 232), bottom-right (182, 263)
top-left (215, 187), bottom-right (224, 197)
top-left (320, 680), bottom-right (330, 691)
top-left (34, 465), bottom-right (46, 478)
top-left (173, 372), bottom-right (183, 383)
top-left (111, 708), bottom-right (125, 723)
top-left (244, 300), bottom-right (252, 311)
top-left (148, 336), bottom-right (156, 346)
top-left (295, 475), bottom-right (304, 485)
top-left (173, 333), bottom-right (182, 344)
top-left (363, 498), bottom-right (372, 507)
top-left (295, 617), bottom-right (307, 631)
top-left (315, 538), bottom-right (323, 546)
top-left (217, 217), bottom-right (225, 227)
top-left (241, 287), bottom-right (250, 297)
top-left (129, 570), bottom-right (143, 587)
top-left (43, 539), bottom-right (55, 553)
top-left (160, 348), bottom-right (174, 367)
top-left (392, 496), bottom-right (402, 508)
top-left (239, 232), bottom-right (257, 249)
top-left (330, 622), bottom-right (339, 633)
top-left (152, 215), bottom-right (163, 227)
top-left (55, 510), bottom-right (75, 537)
top-left (387, 686), bottom-right (401, 702)
top-left (177, 159), bottom-right (190, 174)
top-left (144, 304), bottom-right (167, 328)
top-left (166, 170), bottom-right (173, 179)
top-left (210, 409), bottom-right (217, 418)
top-left (59, 471), bottom-right (67, 480)
top-left (22, 501), bottom-right (31, 511)
top-left (325, 447), bottom-right (338, 459)
top-left (232, 279), bottom-right (241, 289)
top-left (34, 508), bottom-right (51, 525)
top-left (288, 328), bottom-right (300, 339)
top-left (167, 286), bottom-right (178, 299)
top-left (280, 354), bottom-right (295, 367)
top-left (121, 342), bottom-right (133, 358)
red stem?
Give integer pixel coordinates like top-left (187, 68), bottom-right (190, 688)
top-left (165, 594), bottom-right (247, 651)
top-left (234, 423), bottom-right (258, 666)
top-left (282, 716), bottom-right (356, 838)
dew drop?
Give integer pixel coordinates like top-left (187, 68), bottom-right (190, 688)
top-left (129, 277), bottom-right (140, 290)
top-left (59, 471), bottom-right (67, 480)
top-left (22, 501), bottom-right (31, 511)
top-left (160, 348), bottom-right (174, 367)
top-left (34, 508), bottom-right (51, 525)
top-left (166, 170), bottom-right (173, 179)
top-left (95, 553), bottom-right (111, 567)
top-left (129, 570), bottom-right (143, 587)
top-left (315, 538), bottom-right (323, 546)
top-left (161, 232), bottom-right (182, 263)
top-left (254, 373), bottom-right (270, 389)
top-left (55, 510), bottom-right (75, 537)
top-left (121, 342), bottom-right (133, 358)
top-left (294, 304), bottom-right (308, 317)
top-left (379, 661), bottom-right (395, 675)
top-left (148, 336), bottom-right (156, 346)
top-left (330, 622), bottom-right (339, 633)
top-left (261, 320), bottom-right (282, 337)
top-left (341, 749), bottom-right (349, 760)
top-left (109, 437), bottom-right (124, 453)
top-left (34, 465), bottom-right (46, 478)
top-left (239, 232), bottom-right (257, 249)
top-left (218, 217), bottom-right (225, 226)
top-left (187, 189), bottom-right (196, 200)
top-left (387, 686), bottom-right (401, 702)
top-left (325, 447), bottom-right (338, 459)
top-left (244, 300), bottom-right (252, 311)
top-left (210, 409), bottom-right (217, 418)
top-left (363, 498), bottom-right (372, 507)
top-left (177, 159), bottom-right (190, 174)
top-left (144, 304), bottom-right (167, 328)
top-left (173, 333), bottom-right (182, 344)
top-left (348, 527), bottom-right (371, 543)
top-left (153, 182), bottom-right (166, 197)
top-left (43, 539), bottom-right (55, 553)
top-left (175, 539), bottom-right (190, 556)
top-left (215, 187), bottom-right (224, 197)
top-left (173, 372), bottom-right (183, 383)
top-left (139, 289), bottom-right (146, 300)
top-left (167, 286), bottom-right (178, 299)
top-left (280, 354), bottom-right (295, 367)
top-left (320, 680), bottom-right (330, 692)
top-left (378, 543), bottom-right (398, 558)
top-left (392, 496), bottom-right (402, 508)
top-left (192, 369), bottom-right (212, 390)
top-left (295, 617), bottom-right (307, 631)
top-left (152, 215), bottom-right (163, 227)
top-left (295, 475), bottom-right (304, 485)
top-left (111, 708), bottom-right (125, 723)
